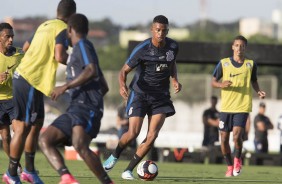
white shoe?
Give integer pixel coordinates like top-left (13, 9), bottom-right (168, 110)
top-left (122, 170), bottom-right (134, 180)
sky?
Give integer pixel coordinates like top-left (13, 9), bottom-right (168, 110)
top-left (1, 0), bottom-right (282, 27)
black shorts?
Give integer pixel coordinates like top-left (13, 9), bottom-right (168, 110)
top-left (126, 91), bottom-right (175, 118)
top-left (51, 103), bottom-right (103, 146)
top-left (0, 100), bottom-right (14, 126)
top-left (219, 112), bottom-right (249, 132)
top-left (12, 73), bottom-right (45, 124)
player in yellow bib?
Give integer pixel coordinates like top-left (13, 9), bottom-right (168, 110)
top-left (0, 22), bottom-right (24, 173)
top-left (2, 1), bottom-right (76, 184)
top-left (212, 35), bottom-right (266, 177)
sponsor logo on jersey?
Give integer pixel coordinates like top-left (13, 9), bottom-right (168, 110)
top-left (156, 64), bottom-right (168, 72)
top-left (229, 73), bottom-right (242, 77)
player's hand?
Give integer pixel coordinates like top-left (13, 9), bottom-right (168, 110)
top-left (173, 81), bottom-right (182, 94)
top-left (51, 85), bottom-right (68, 101)
top-left (221, 80), bottom-right (232, 88)
top-left (258, 90), bottom-right (266, 99)
top-left (0, 72), bottom-right (8, 83)
top-left (120, 85), bottom-right (129, 100)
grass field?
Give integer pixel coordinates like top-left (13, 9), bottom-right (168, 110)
top-left (1, 151), bottom-right (282, 184)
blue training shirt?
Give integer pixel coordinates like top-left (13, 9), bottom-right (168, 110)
top-left (66, 38), bottom-right (104, 109)
top-left (127, 37), bottom-right (179, 93)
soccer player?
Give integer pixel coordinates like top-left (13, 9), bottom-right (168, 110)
top-left (212, 35), bottom-right (266, 177)
top-left (38, 13), bottom-right (113, 184)
top-left (0, 23), bottom-right (24, 172)
top-left (202, 96), bottom-right (219, 147)
top-left (103, 15), bottom-right (182, 180)
top-left (2, 1), bottom-right (76, 183)
top-left (254, 102), bottom-right (273, 154)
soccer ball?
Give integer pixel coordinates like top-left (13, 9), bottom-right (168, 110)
top-left (136, 160), bottom-right (158, 181)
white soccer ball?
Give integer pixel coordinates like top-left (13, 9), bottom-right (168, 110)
top-left (136, 160), bottom-right (158, 181)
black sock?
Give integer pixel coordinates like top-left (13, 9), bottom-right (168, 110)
top-left (223, 153), bottom-right (233, 166)
top-left (57, 166), bottom-right (70, 176)
top-left (101, 173), bottom-right (112, 184)
top-left (234, 149), bottom-right (242, 158)
top-left (8, 157), bottom-right (20, 176)
top-left (25, 152), bottom-right (35, 172)
top-left (112, 144), bottom-right (124, 158)
top-left (125, 153), bottom-right (142, 171)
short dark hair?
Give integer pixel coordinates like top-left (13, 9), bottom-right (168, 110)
top-left (57, 0), bottom-right (76, 19)
top-left (153, 15), bottom-right (169, 25)
top-left (259, 102), bottom-right (266, 108)
top-left (233, 35), bottom-right (248, 46)
top-left (0, 23), bottom-right (13, 32)
top-left (211, 95), bottom-right (218, 101)
top-left (68, 13), bottom-right (89, 35)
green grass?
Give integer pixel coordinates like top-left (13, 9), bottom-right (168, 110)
top-left (1, 151), bottom-right (282, 184)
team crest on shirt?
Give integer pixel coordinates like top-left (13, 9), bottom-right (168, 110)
top-left (246, 62), bottom-right (252, 68)
top-left (166, 50), bottom-right (174, 61)
top-left (219, 120), bottom-right (224, 129)
top-left (223, 62), bottom-right (229, 67)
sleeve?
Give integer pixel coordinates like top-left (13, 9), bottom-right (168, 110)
top-left (251, 61), bottom-right (258, 82)
top-left (78, 41), bottom-right (98, 67)
top-left (212, 61), bottom-right (223, 81)
top-left (126, 41), bottom-right (147, 69)
top-left (55, 29), bottom-right (68, 49)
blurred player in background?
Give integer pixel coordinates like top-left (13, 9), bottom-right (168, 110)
top-left (202, 95), bottom-right (219, 148)
top-left (212, 35), bottom-right (266, 177)
top-left (2, 1), bottom-right (76, 183)
top-left (103, 15), bottom-right (182, 180)
top-left (254, 102), bottom-right (273, 153)
top-left (39, 13), bottom-right (114, 184)
top-left (0, 22), bottom-right (24, 173)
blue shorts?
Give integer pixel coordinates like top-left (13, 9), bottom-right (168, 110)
top-left (0, 100), bottom-right (14, 126)
top-left (126, 91), bottom-right (175, 118)
top-left (219, 112), bottom-right (249, 132)
top-left (51, 103), bottom-right (103, 146)
top-left (12, 73), bottom-right (44, 124)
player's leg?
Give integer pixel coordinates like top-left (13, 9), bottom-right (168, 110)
top-left (103, 91), bottom-right (146, 172)
top-left (220, 131), bottom-right (233, 176)
top-left (0, 124), bottom-right (11, 156)
top-left (39, 114), bottom-right (78, 184)
top-left (72, 126), bottom-right (113, 184)
top-left (232, 113), bottom-right (248, 176)
top-left (103, 116), bottom-right (144, 172)
top-left (122, 113), bottom-right (165, 180)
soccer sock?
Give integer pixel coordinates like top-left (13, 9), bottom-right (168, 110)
top-left (125, 153), bottom-right (142, 171)
top-left (8, 157), bottom-right (20, 176)
top-left (234, 148), bottom-right (242, 158)
top-left (112, 144), bottom-right (125, 158)
top-left (223, 153), bottom-right (233, 166)
top-left (57, 166), bottom-right (70, 176)
top-left (25, 152), bottom-right (35, 172)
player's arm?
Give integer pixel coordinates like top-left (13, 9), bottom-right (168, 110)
top-left (51, 63), bottom-right (97, 100)
top-left (22, 33), bottom-right (34, 52)
top-left (54, 29), bottom-right (68, 65)
top-left (170, 61), bottom-right (182, 94)
top-left (251, 62), bottom-right (266, 99)
top-left (119, 64), bottom-right (132, 100)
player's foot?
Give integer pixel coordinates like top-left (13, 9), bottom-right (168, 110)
top-left (20, 169), bottom-right (44, 184)
top-left (225, 166), bottom-right (233, 177)
top-left (2, 171), bottom-right (22, 184)
top-left (233, 157), bottom-right (242, 176)
top-left (103, 154), bottom-right (118, 172)
top-left (121, 170), bottom-right (134, 180)
top-left (59, 174), bottom-right (79, 184)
